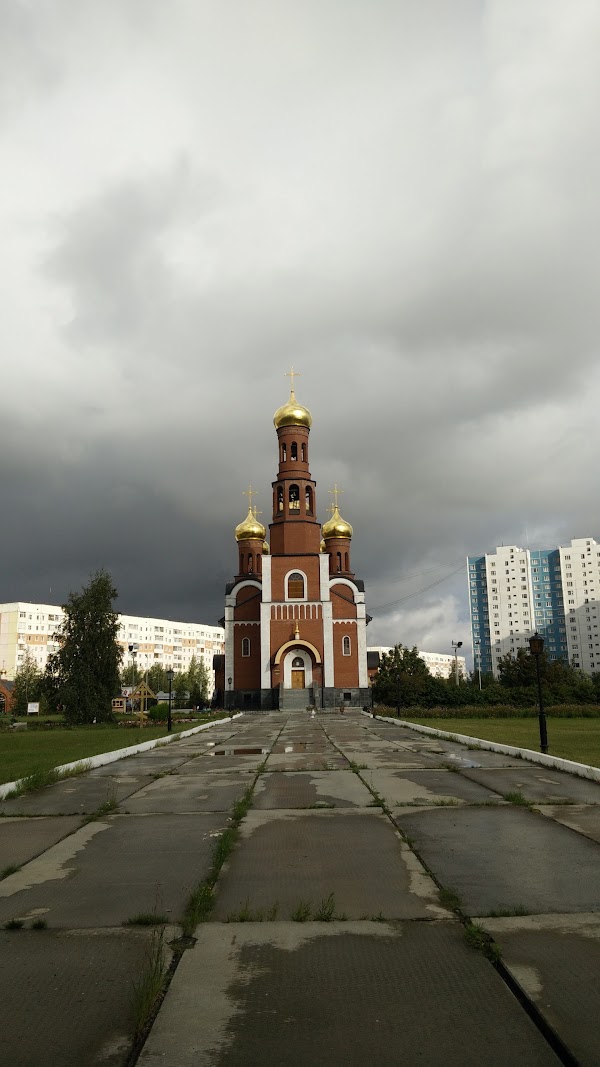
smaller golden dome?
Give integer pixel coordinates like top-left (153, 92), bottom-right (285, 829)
top-left (320, 538), bottom-right (327, 552)
top-left (322, 505), bottom-right (353, 540)
top-left (273, 389), bottom-right (312, 429)
top-left (262, 540), bottom-right (270, 554)
top-left (235, 506), bottom-right (266, 542)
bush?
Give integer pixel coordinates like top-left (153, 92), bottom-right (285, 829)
top-left (147, 703), bottom-right (170, 722)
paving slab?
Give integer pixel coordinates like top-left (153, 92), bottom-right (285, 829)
top-left (0, 816), bottom-right (82, 871)
top-left (212, 809), bottom-right (446, 920)
top-left (140, 922), bottom-right (559, 1067)
top-left (394, 806), bottom-right (600, 916)
top-left (536, 803), bottom-right (600, 843)
top-left (479, 914), bottom-right (600, 1067)
top-left (176, 757), bottom-right (258, 776)
top-left (366, 769), bottom-right (503, 806)
top-left (89, 753), bottom-right (193, 777)
top-left (119, 773), bottom-right (248, 813)
top-left (0, 812), bottom-right (225, 927)
top-left (461, 766), bottom-right (600, 804)
top-left (265, 753), bottom-right (348, 771)
top-left (0, 927), bottom-right (161, 1067)
top-left (347, 750), bottom-right (444, 769)
top-left (252, 770), bottom-right (373, 809)
top-left (0, 774), bottom-right (146, 816)
top-left (440, 747), bottom-right (528, 768)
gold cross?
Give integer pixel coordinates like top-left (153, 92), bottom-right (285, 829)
top-left (285, 366), bottom-right (301, 395)
top-left (329, 483), bottom-right (343, 508)
top-left (252, 505), bottom-right (262, 519)
top-left (242, 485), bottom-right (257, 509)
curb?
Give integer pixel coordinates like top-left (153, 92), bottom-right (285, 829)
top-left (0, 713), bottom-right (244, 800)
top-left (363, 710), bottom-right (600, 784)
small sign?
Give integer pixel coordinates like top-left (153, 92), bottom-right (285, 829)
top-left (27, 702), bottom-right (40, 716)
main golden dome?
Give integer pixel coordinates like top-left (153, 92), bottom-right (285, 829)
top-left (322, 505), bottom-right (353, 540)
top-left (273, 389), bottom-right (313, 429)
top-left (235, 507), bottom-right (266, 542)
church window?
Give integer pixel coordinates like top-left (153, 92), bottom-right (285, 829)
top-left (289, 484), bottom-right (300, 510)
top-left (305, 486), bottom-right (313, 513)
top-left (342, 636), bottom-right (351, 656)
top-left (247, 555), bottom-right (253, 573)
top-left (287, 572), bottom-right (305, 599)
top-left (281, 443), bottom-right (286, 462)
top-left (277, 486), bottom-right (284, 512)
top-left (242, 638), bottom-right (250, 657)
top-left (336, 552), bottom-right (342, 572)
top-left (292, 656), bottom-right (303, 668)
top-left (301, 443), bottom-right (306, 462)
top-left (345, 552), bottom-right (349, 571)
top-left (291, 442), bottom-right (298, 461)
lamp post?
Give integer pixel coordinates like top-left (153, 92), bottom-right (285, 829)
top-left (529, 632), bottom-right (548, 754)
top-left (166, 668), bottom-right (174, 734)
top-left (227, 676), bottom-right (232, 712)
top-left (451, 641), bottom-right (463, 686)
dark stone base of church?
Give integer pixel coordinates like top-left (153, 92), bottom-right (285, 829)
top-left (225, 688), bottom-right (372, 712)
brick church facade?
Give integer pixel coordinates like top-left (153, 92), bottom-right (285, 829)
top-left (215, 381), bottom-right (370, 710)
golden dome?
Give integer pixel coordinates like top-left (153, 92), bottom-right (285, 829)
top-left (262, 540), bottom-right (270, 554)
top-left (320, 538), bottom-right (327, 552)
top-left (273, 389), bottom-right (312, 429)
top-left (235, 506), bottom-right (266, 542)
top-left (322, 505), bottom-right (353, 540)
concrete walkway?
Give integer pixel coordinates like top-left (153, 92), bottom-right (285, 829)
top-left (2, 712), bottom-right (600, 1064)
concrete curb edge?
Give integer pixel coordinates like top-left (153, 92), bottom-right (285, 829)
top-left (0, 712), bottom-right (244, 800)
top-left (362, 709), bottom-right (600, 784)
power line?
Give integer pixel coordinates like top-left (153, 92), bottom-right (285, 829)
top-left (370, 562), bottom-right (465, 613)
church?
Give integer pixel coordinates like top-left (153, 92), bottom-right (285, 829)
top-left (215, 376), bottom-right (370, 710)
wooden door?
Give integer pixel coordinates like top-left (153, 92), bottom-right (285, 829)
top-left (291, 669), bottom-right (305, 689)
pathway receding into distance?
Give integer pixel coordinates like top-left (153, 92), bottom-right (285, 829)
top-left (2, 711), bottom-right (600, 1065)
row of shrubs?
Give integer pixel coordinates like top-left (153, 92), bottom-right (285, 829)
top-left (375, 704), bottom-right (600, 719)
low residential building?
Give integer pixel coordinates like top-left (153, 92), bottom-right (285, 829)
top-left (367, 646), bottom-right (467, 681)
top-left (0, 602), bottom-right (224, 697)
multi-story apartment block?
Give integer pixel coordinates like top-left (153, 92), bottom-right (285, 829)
top-left (468, 537), bottom-right (600, 676)
top-left (0, 603), bottom-right (224, 696)
top-left (367, 647), bottom-right (467, 681)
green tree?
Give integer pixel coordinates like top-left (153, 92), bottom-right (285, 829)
top-left (12, 653), bottom-right (44, 715)
top-left (45, 570), bottom-right (122, 724)
top-left (373, 645), bottom-right (434, 708)
top-left (173, 672), bottom-right (188, 708)
top-left (146, 664), bottom-right (166, 694)
top-left (186, 655), bottom-right (209, 709)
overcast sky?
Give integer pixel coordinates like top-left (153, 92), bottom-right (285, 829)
top-left (2, 1), bottom-right (599, 663)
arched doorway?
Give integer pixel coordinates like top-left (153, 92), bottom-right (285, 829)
top-left (291, 656), bottom-right (305, 689)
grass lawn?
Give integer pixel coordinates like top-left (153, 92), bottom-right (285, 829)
top-left (403, 716), bottom-right (600, 768)
top-left (0, 718), bottom-right (217, 785)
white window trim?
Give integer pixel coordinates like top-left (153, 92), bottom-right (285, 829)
top-left (285, 568), bottom-right (308, 601)
top-left (241, 637), bottom-right (251, 657)
top-left (342, 635), bottom-right (351, 656)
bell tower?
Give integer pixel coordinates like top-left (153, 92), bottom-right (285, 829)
top-left (270, 369), bottom-right (321, 556)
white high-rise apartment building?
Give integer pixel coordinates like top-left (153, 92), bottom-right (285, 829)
top-left (0, 603), bottom-right (225, 696)
top-left (367, 647), bottom-right (467, 680)
top-left (468, 537), bottom-right (600, 677)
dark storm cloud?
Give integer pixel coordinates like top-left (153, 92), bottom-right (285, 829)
top-left (2, 1), bottom-right (600, 659)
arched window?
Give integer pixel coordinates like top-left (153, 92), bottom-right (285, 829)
top-left (277, 486), bottom-right (284, 512)
top-left (281, 443), bottom-right (287, 463)
top-left (345, 552), bottom-right (349, 571)
top-left (301, 443), bottom-right (306, 462)
top-left (289, 484), bottom-right (300, 510)
top-left (342, 636), bottom-right (351, 656)
top-left (287, 572), bottom-right (305, 599)
top-left (336, 552), bottom-right (342, 572)
top-left (292, 656), bottom-right (304, 668)
top-left (242, 637), bottom-right (250, 657)
top-left (291, 442), bottom-right (298, 461)
top-left (247, 554), bottom-right (253, 573)
top-left (305, 486), bottom-right (313, 513)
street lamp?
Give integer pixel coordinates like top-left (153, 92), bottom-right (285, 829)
top-left (166, 668), bottom-right (174, 734)
top-left (227, 676), bottom-right (233, 712)
top-left (529, 632), bottom-right (548, 754)
top-left (451, 641), bottom-right (463, 686)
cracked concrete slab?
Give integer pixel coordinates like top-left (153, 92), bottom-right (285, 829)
top-left (0, 813), bottom-right (226, 927)
top-left (212, 809), bottom-right (446, 920)
top-left (0, 775), bottom-right (146, 816)
top-left (119, 773), bottom-right (248, 813)
top-left (365, 768), bottom-right (503, 806)
top-left (394, 806), bottom-right (600, 916)
top-left (0, 816), bottom-right (82, 871)
top-left (478, 913), bottom-right (600, 1067)
top-left (140, 922), bottom-right (559, 1066)
top-left (461, 766), bottom-right (600, 804)
top-left (252, 770), bottom-right (373, 809)
top-left (536, 803), bottom-right (600, 843)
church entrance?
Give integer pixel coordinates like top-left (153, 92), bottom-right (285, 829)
top-left (291, 657), bottom-right (305, 689)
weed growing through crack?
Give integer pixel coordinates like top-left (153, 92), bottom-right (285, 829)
top-left (291, 900), bottom-right (312, 922)
top-left (371, 912), bottom-right (387, 922)
top-left (504, 791), bottom-right (530, 807)
top-left (314, 893), bottom-right (337, 921)
top-left (131, 926), bottom-right (167, 1040)
top-left (4, 919), bottom-right (24, 930)
top-left (438, 887), bottom-right (462, 914)
top-left (31, 919), bottom-right (48, 930)
top-left (464, 922), bottom-right (501, 963)
top-left (1, 864), bottom-right (20, 880)
top-left (125, 913), bottom-right (170, 927)
top-left (5, 762), bottom-right (91, 799)
top-left (81, 794), bottom-right (119, 825)
top-left (488, 906), bottom-right (531, 917)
